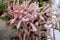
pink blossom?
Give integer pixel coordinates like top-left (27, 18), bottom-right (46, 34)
top-left (28, 2), bottom-right (38, 12)
top-left (6, 0), bottom-right (52, 39)
top-left (30, 23), bottom-right (37, 32)
top-left (17, 20), bottom-right (21, 29)
top-left (39, 16), bottom-right (45, 21)
top-left (10, 19), bottom-right (16, 25)
top-left (44, 24), bottom-right (52, 29)
top-left (35, 22), bottom-right (39, 27)
top-left (21, 0), bottom-right (31, 9)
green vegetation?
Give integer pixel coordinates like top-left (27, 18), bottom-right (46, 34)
top-left (19, 0), bottom-right (24, 4)
top-left (0, 0), bottom-right (7, 12)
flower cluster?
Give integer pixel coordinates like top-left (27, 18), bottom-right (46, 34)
top-left (6, 0), bottom-right (52, 40)
top-left (6, 0), bottom-right (51, 29)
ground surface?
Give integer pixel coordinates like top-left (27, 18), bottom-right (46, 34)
top-left (0, 19), bottom-right (16, 40)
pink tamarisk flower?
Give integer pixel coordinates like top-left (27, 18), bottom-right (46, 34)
top-left (6, 0), bottom-right (52, 40)
top-left (44, 24), bottom-right (52, 29)
top-left (17, 20), bottom-right (21, 29)
top-left (30, 23), bottom-right (37, 32)
top-left (21, 0), bottom-right (31, 9)
top-left (28, 2), bottom-right (39, 12)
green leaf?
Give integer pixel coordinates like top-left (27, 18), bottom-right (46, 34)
top-left (19, 0), bottom-right (24, 4)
